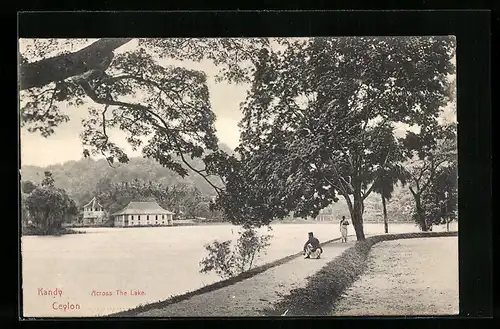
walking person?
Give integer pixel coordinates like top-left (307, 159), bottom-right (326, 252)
top-left (340, 216), bottom-right (350, 243)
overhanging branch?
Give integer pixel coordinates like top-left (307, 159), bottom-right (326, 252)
top-left (20, 38), bottom-right (133, 90)
top-left (79, 80), bottom-right (224, 197)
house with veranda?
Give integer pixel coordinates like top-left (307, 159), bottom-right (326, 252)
top-left (112, 201), bottom-right (175, 227)
top-left (82, 196), bottom-right (106, 226)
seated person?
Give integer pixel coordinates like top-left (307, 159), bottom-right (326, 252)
top-left (303, 232), bottom-right (323, 259)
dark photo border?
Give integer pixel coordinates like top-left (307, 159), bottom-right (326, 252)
top-left (12, 9), bottom-right (492, 329)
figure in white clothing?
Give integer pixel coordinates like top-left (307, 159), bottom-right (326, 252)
top-left (340, 216), bottom-right (350, 243)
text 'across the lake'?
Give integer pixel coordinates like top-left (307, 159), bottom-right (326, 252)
top-left (91, 289), bottom-right (146, 296)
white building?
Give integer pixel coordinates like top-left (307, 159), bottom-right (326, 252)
top-left (112, 201), bottom-right (174, 227)
top-left (82, 197), bottom-right (106, 226)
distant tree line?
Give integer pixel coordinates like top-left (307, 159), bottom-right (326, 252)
top-left (20, 155), bottom-right (226, 210)
top-left (93, 178), bottom-right (223, 221)
top-left (21, 173), bottom-right (225, 234)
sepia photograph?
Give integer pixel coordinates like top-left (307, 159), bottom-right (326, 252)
top-left (19, 36), bottom-right (458, 318)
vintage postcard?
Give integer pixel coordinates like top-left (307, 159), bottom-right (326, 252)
top-left (19, 36), bottom-right (458, 318)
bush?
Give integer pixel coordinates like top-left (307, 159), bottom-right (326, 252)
top-left (264, 231), bottom-right (458, 316)
top-left (101, 217), bottom-right (115, 227)
top-left (199, 227), bottom-right (273, 279)
top-left (25, 185), bottom-right (78, 235)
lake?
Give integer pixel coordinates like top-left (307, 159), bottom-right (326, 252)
top-left (21, 222), bottom-right (455, 317)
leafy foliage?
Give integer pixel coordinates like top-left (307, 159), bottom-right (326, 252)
top-left (199, 227), bottom-right (273, 279)
top-left (21, 192), bottom-right (31, 227)
top-left (21, 180), bottom-right (37, 194)
top-left (20, 37), bottom-right (456, 234)
top-left (20, 152), bottom-right (232, 207)
top-left (199, 240), bottom-right (235, 279)
top-left (19, 38), bottom-right (270, 190)
top-left (417, 161), bottom-right (458, 228)
top-left (25, 183), bottom-right (78, 235)
top-left (403, 124), bottom-right (457, 230)
top-left (41, 171), bottom-right (55, 187)
top-left (95, 178), bottom-right (217, 219)
top-left (216, 36), bottom-right (455, 239)
top-left (371, 161), bottom-right (409, 232)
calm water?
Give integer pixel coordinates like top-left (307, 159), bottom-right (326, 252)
top-left (21, 222), bottom-right (454, 317)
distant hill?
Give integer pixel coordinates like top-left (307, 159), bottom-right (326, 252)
top-left (20, 144), bottom-right (233, 207)
top-left (20, 140), bottom-right (415, 222)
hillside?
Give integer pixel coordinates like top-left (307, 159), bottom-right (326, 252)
top-left (20, 145), bottom-right (233, 206)
top-left (20, 142), bottom-right (415, 222)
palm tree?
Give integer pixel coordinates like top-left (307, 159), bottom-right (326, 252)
top-left (372, 164), bottom-right (409, 233)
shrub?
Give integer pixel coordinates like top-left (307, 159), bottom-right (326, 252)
top-left (199, 240), bottom-right (236, 279)
top-left (199, 227), bottom-right (273, 279)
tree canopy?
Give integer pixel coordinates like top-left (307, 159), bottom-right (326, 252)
top-left (20, 37), bottom-right (456, 235)
top-left (212, 36), bottom-right (456, 239)
top-left (24, 173), bottom-right (78, 235)
top-left (420, 161), bottom-right (458, 227)
top-left (95, 178), bottom-right (215, 219)
top-left (21, 180), bottom-right (37, 194)
top-left (19, 38), bottom-right (270, 193)
top-left (403, 123), bottom-right (457, 230)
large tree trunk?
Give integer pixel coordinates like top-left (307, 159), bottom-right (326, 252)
top-left (19, 38), bottom-right (132, 90)
top-left (414, 194), bottom-right (428, 231)
top-left (382, 194), bottom-right (388, 233)
top-left (352, 192), bottom-right (366, 240)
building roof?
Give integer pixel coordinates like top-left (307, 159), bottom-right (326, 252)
top-left (111, 201), bottom-right (175, 216)
top-left (83, 196), bottom-right (103, 209)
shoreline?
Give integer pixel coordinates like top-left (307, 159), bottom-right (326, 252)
top-left (108, 235), bottom-right (346, 317)
top-left (63, 219), bottom-right (420, 229)
top-left (110, 232), bottom-right (457, 317)
top-left (22, 227), bottom-right (86, 236)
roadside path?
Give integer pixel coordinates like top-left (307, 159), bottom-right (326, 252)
top-left (136, 239), bottom-right (355, 317)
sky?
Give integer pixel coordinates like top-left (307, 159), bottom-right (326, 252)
top-left (19, 38), bottom-right (456, 167)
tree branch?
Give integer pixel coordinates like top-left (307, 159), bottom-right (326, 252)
top-left (20, 38), bottom-right (133, 90)
top-left (99, 104), bottom-right (119, 169)
top-left (136, 106), bottom-right (224, 197)
top-left (363, 150), bottom-right (391, 200)
top-left (416, 161), bottom-right (430, 185)
top-left (420, 158), bottom-right (449, 193)
top-left (322, 175), bottom-right (348, 197)
top-left (78, 80), bottom-right (224, 196)
top-left (98, 74), bottom-right (204, 122)
top-left (327, 155), bottom-right (354, 194)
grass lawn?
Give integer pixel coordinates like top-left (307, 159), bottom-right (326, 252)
top-left (331, 236), bottom-right (459, 316)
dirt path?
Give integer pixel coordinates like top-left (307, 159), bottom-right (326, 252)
top-left (136, 240), bottom-right (355, 317)
top-left (331, 237), bottom-right (459, 316)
